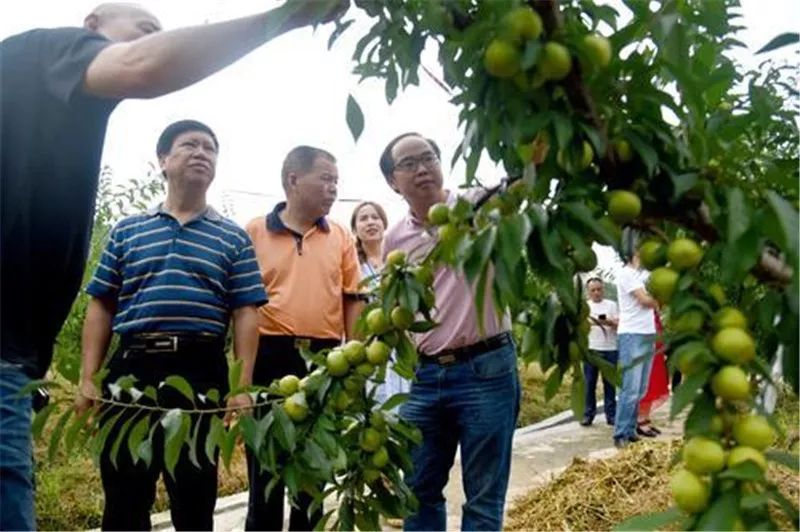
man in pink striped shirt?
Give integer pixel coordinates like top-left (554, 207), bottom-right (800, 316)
top-left (378, 132), bottom-right (520, 531)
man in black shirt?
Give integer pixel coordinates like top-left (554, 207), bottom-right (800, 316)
top-left (0, 2), bottom-right (345, 529)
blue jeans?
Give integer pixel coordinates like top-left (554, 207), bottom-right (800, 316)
top-left (0, 362), bottom-right (35, 531)
top-left (400, 343), bottom-right (520, 531)
top-left (613, 334), bottom-right (655, 441)
top-left (583, 350), bottom-right (618, 423)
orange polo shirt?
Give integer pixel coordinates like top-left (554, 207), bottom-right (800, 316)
top-left (245, 202), bottom-right (361, 340)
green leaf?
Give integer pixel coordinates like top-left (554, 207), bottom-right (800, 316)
top-left (272, 404), bottom-right (297, 453)
top-left (163, 410), bottom-right (191, 479)
top-left (162, 375), bottom-right (195, 406)
top-left (765, 486), bottom-right (799, 529)
top-left (380, 393), bottom-right (409, 412)
top-left (765, 450), bottom-right (799, 471)
top-left (625, 130), bottom-right (659, 176)
top-left (670, 368), bottom-right (713, 419)
top-left (346, 94), bottom-right (365, 142)
top-left (31, 403), bottom-right (56, 440)
top-left (614, 507), bottom-right (684, 531)
top-left (766, 191), bottom-right (799, 260)
top-left (756, 32), bottom-right (799, 54)
top-left (47, 407), bottom-right (74, 461)
top-left (695, 490), bottom-right (738, 531)
top-left (570, 370), bottom-right (585, 420)
top-left (463, 226), bottom-right (496, 283)
top-left (228, 359), bottom-right (243, 397)
top-left (552, 113), bottom-right (574, 149)
top-left (683, 392), bottom-right (717, 437)
top-left (220, 421), bottom-right (239, 469)
top-left (327, 18), bottom-right (355, 50)
top-left (109, 414), bottom-right (138, 469)
top-left (127, 415), bottom-right (151, 466)
top-left (187, 414), bottom-right (204, 469)
top-left (544, 367), bottom-right (562, 402)
top-left (740, 492), bottom-right (769, 510)
top-left (497, 213), bottom-right (532, 271)
top-left (204, 415), bottom-right (225, 465)
top-left (65, 408), bottom-right (93, 453)
top-left (717, 461), bottom-right (764, 481)
top-left (726, 188), bottom-right (750, 243)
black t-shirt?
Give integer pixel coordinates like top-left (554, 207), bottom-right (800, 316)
top-left (1, 27), bottom-right (120, 377)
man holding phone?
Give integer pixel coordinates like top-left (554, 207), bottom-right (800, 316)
top-left (580, 277), bottom-right (619, 427)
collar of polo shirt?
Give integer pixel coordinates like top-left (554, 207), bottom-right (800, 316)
top-left (266, 201), bottom-right (330, 235)
top-left (146, 203), bottom-right (223, 222)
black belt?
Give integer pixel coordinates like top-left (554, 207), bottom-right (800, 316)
top-left (121, 332), bottom-right (223, 354)
top-left (420, 332), bottom-right (512, 366)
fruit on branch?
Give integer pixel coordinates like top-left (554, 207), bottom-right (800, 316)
top-left (571, 246), bottom-right (597, 272)
top-left (581, 34), bottom-right (613, 68)
top-left (676, 345), bottom-right (710, 376)
top-left (556, 140), bottom-right (594, 173)
top-left (342, 340), bottom-right (367, 364)
top-left (683, 436), bottom-right (726, 474)
top-left (712, 307), bottom-right (747, 330)
top-left (371, 446), bottom-right (390, 468)
top-left (438, 224), bottom-right (459, 244)
top-left (369, 410), bottom-right (387, 432)
top-left (390, 306), bottom-right (414, 330)
top-left (356, 362), bottom-right (375, 378)
top-left (427, 203), bottom-right (451, 226)
top-left (667, 238), bottom-right (704, 271)
top-left (707, 283), bottom-right (727, 306)
top-left (386, 249), bottom-right (407, 269)
top-left (711, 365), bottom-right (751, 401)
top-left (711, 328), bottom-right (756, 365)
top-left (411, 264), bottom-right (435, 286)
top-left (647, 267), bottom-right (679, 304)
top-left (484, 39), bottom-right (521, 78)
top-left (670, 309), bottom-right (705, 334)
top-left (366, 339), bottom-right (391, 365)
top-left (537, 42), bottom-right (572, 81)
top-left (360, 427), bottom-right (383, 452)
top-left (326, 349), bottom-right (351, 377)
top-left (505, 6), bottom-right (543, 42)
top-left (727, 446), bottom-right (767, 472)
top-left (366, 308), bottom-right (391, 335)
top-left (278, 374), bottom-right (300, 396)
top-left (638, 240), bottom-right (667, 270)
top-left (284, 392), bottom-right (309, 422)
top-left (607, 190), bottom-right (641, 224)
top-left (670, 469), bottom-right (710, 514)
top-left (732, 414), bottom-right (775, 451)
top-left (613, 139), bottom-right (633, 162)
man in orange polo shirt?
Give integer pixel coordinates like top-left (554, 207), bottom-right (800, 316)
top-left (244, 145), bottom-right (362, 531)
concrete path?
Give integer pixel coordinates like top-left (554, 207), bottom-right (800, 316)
top-left (150, 403), bottom-right (681, 531)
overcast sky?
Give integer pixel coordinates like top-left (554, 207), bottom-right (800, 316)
top-left (2, 0), bottom-right (796, 276)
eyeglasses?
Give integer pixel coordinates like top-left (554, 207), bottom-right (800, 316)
top-left (393, 152), bottom-right (440, 173)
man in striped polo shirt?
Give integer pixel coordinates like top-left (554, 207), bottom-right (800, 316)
top-left (75, 120), bottom-right (266, 530)
top-left (244, 146), bottom-right (363, 530)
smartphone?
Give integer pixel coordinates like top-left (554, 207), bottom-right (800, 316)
top-left (598, 314), bottom-right (607, 320)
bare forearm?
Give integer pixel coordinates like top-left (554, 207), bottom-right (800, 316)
top-left (232, 307), bottom-right (259, 388)
top-left (80, 297), bottom-right (115, 384)
top-left (344, 298), bottom-right (364, 340)
top-left (86, 6), bottom-right (309, 99)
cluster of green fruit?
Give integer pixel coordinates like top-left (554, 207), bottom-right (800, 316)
top-left (634, 237), bottom-right (775, 517)
top-left (483, 7), bottom-right (611, 85)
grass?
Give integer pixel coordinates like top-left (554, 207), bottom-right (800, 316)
top-left (34, 362), bottom-right (573, 530)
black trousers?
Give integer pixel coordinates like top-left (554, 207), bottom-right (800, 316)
top-left (245, 335), bottom-right (339, 531)
top-left (99, 340), bottom-right (228, 531)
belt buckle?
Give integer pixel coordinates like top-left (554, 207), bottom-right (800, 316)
top-left (437, 353), bottom-right (457, 366)
top-left (146, 336), bottom-right (178, 353)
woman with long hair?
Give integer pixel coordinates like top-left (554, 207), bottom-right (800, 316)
top-left (350, 201), bottom-right (388, 285)
top-left (350, 201), bottom-right (410, 405)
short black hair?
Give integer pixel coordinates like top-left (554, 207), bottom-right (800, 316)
top-left (156, 119), bottom-right (218, 158)
top-left (586, 277), bottom-right (604, 287)
top-left (281, 146), bottom-right (336, 189)
top-left (378, 132), bottom-right (442, 182)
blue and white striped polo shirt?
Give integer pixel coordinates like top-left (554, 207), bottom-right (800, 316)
top-left (87, 205), bottom-right (267, 335)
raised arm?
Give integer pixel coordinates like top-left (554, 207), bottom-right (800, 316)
top-left (84, 1), bottom-right (346, 99)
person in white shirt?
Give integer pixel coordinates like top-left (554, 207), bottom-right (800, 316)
top-left (580, 278), bottom-right (619, 427)
top-left (613, 240), bottom-right (659, 448)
